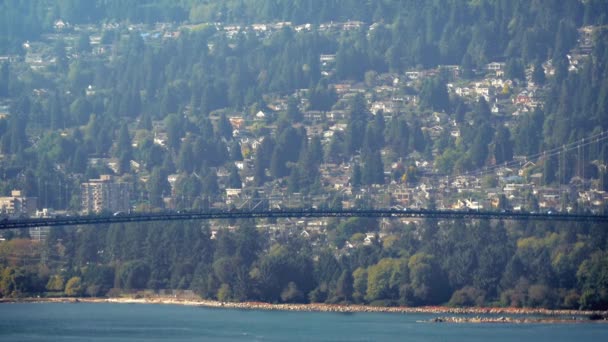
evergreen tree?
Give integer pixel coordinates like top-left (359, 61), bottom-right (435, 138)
top-left (0, 62), bottom-right (8, 97)
top-left (116, 123), bottom-right (133, 174)
top-left (76, 32), bottom-right (91, 53)
top-left (361, 147), bottom-right (384, 186)
top-left (493, 126), bottom-right (514, 165)
top-left (148, 167), bottom-right (170, 208)
top-left (532, 60), bottom-right (546, 86)
top-left (351, 162), bottom-right (362, 188)
top-left (346, 94), bottom-right (369, 155)
top-left (228, 164), bottom-right (242, 189)
top-left (286, 96), bottom-right (302, 123)
top-left (217, 113), bottom-right (233, 141)
top-left (177, 142), bottom-right (195, 174)
top-left (419, 77), bottom-right (450, 112)
top-left (387, 116), bottom-right (409, 157)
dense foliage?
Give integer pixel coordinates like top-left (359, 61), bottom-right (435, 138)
top-left (1, 219), bottom-right (607, 310)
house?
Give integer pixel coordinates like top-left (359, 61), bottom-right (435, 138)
top-left (333, 84), bottom-right (352, 94)
top-left (304, 111), bottom-right (324, 122)
top-left (530, 173), bottom-right (543, 187)
top-left (518, 161), bottom-right (536, 176)
top-left (514, 94), bottom-right (531, 105)
top-left (390, 185), bottom-right (414, 206)
top-left (363, 233), bottom-right (377, 245)
top-left (455, 87), bottom-right (472, 97)
top-left (342, 21), bottom-right (364, 30)
top-left (229, 116), bottom-right (245, 129)
top-left (167, 174), bottom-right (179, 192)
top-left (370, 101), bottom-right (397, 114)
top-left (54, 19), bottom-right (69, 31)
top-left (328, 111), bottom-right (347, 121)
top-left (486, 62), bottom-right (505, 71)
top-left (320, 54), bottom-right (336, 63)
top-left (154, 132), bottom-right (168, 147)
top-left (454, 198), bottom-right (484, 210)
top-left (405, 71), bottom-right (420, 80)
top-left (425, 125), bottom-right (444, 138)
top-left (85, 85), bottom-right (96, 96)
top-left (235, 161), bottom-right (246, 171)
top-left (251, 23), bottom-right (268, 32)
top-left (225, 188), bottom-right (242, 205)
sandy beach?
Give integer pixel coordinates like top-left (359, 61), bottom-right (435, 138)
top-left (2, 296), bottom-right (606, 321)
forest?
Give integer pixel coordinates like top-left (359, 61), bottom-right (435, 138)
top-left (0, 0), bottom-right (607, 309)
top-left (1, 218), bottom-right (607, 310)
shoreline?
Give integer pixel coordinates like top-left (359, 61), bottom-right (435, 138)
top-left (2, 296), bottom-right (607, 319)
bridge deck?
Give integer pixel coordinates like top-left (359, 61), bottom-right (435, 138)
top-left (1, 209), bottom-right (607, 230)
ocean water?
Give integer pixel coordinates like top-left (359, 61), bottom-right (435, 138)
top-left (0, 303), bottom-right (607, 341)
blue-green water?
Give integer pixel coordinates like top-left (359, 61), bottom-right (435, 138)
top-left (0, 303), bottom-right (607, 341)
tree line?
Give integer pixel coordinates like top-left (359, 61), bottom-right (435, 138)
top-left (1, 218), bottom-right (607, 310)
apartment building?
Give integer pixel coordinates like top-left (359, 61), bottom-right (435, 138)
top-left (0, 190), bottom-right (37, 217)
top-left (81, 175), bottom-right (131, 214)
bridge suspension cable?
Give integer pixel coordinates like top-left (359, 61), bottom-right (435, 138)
top-left (440, 130), bottom-right (608, 183)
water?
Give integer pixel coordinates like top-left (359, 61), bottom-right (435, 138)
top-left (0, 303), bottom-right (607, 341)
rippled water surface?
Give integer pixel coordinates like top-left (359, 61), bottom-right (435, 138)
top-left (0, 303), bottom-right (607, 341)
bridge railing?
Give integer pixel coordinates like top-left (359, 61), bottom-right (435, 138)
top-left (1, 208), bottom-right (607, 230)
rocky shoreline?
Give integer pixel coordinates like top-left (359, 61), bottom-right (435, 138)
top-left (2, 296), bottom-right (607, 322)
top-left (428, 316), bottom-right (608, 324)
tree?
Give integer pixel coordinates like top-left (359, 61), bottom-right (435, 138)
top-left (407, 253), bottom-right (448, 305)
top-left (352, 267), bottom-right (368, 303)
top-left (46, 275), bottom-right (65, 292)
top-left (228, 164), bottom-right (242, 189)
top-left (64, 276), bottom-right (84, 297)
top-left (361, 148), bottom-right (384, 186)
top-left (366, 258), bottom-right (403, 302)
top-left (76, 32), bottom-right (91, 53)
top-left (116, 123), bottom-right (133, 174)
top-left (351, 162), bottom-right (362, 188)
top-left (217, 283), bottom-right (232, 301)
top-left (202, 170), bottom-right (220, 196)
top-left (286, 96), bottom-right (302, 122)
top-left (53, 39), bottom-right (68, 72)
top-left (335, 270), bottom-right (354, 303)
top-left (419, 77), bottom-right (450, 112)
top-left (387, 116), bottom-right (409, 156)
top-left (577, 252), bottom-right (608, 310)
top-left (217, 113), bottom-right (233, 141)
top-left (325, 133), bottom-right (345, 163)
top-left (532, 60), bottom-right (546, 86)
top-left (165, 113), bottom-right (184, 152)
top-left (119, 261), bottom-right (151, 290)
top-left (281, 281), bottom-right (304, 303)
top-left (505, 58), bottom-right (525, 81)
top-left (346, 94), bottom-right (369, 154)
top-left (253, 136), bottom-right (275, 186)
top-left (148, 167), bottom-right (170, 208)
top-left (229, 140), bottom-right (243, 161)
top-left (493, 126), bottom-right (514, 165)
top-left (177, 142), bottom-right (195, 173)
top-left (0, 62), bottom-right (8, 97)
top-left (470, 123), bottom-right (493, 168)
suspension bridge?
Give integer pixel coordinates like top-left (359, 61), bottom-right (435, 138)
top-left (1, 208), bottom-right (607, 230)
